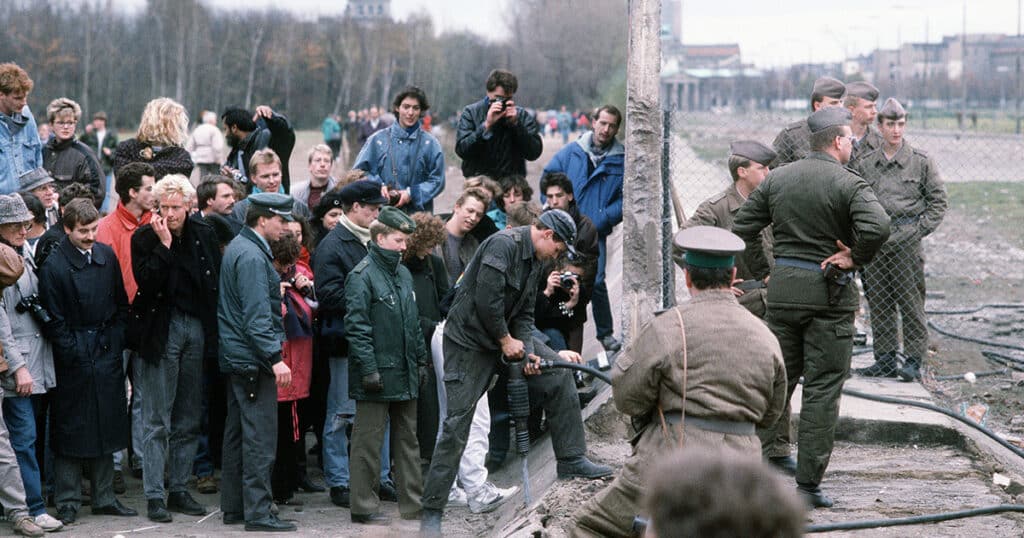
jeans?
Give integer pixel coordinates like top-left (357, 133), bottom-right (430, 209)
top-left (322, 356), bottom-right (390, 488)
top-left (541, 327), bottom-right (568, 352)
top-left (592, 235), bottom-right (614, 339)
top-left (3, 396), bottom-right (44, 515)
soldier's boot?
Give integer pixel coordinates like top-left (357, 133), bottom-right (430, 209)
top-left (898, 356), bottom-right (922, 382)
top-left (767, 455), bottom-right (797, 476)
top-left (797, 483), bottom-right (834, 509)
top-left (856, 353), bottom-right (899, 378)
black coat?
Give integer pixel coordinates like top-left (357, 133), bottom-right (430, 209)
top-left (225, 113), bottom-right (296, 192)
top-left (129, 216), bottom-right (222, 361)
top-left (312, 224), bottom-right (368, 356)
top-left (37, 238), bottom-right (129, 459)
top-left (455, 97), bottom-right (543, 180)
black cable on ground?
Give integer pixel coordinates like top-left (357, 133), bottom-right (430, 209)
top-left (840, 386), bottom-right (1024, 460)
top-left (925, 303), bottom-right (1024, 315)
top-left (805, 505), bottom-right (1024, 533)
top-left (983, 350), bottom-right (1024, 368)
top-left (927, 319), bottom-right (1024, 353)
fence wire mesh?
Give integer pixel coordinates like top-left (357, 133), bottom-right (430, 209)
top-left (663, 108), bottom-right (1024, 408)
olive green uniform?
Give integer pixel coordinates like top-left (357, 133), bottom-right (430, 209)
top-left (733, 152), bottom-right (889, 487)
top-left (572, 291), bottom-right (787, 537)
top-left (851, 126), bottom-right (883, 164)
top-left (853, 141), bottom-right (947, 363)
top-left (771, 118), bottom-right (811, 168)
top-left (684, 182), bottom-right (773, 317)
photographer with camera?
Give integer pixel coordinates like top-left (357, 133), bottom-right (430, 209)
top-left (456, 69), bottom-right (543, 182)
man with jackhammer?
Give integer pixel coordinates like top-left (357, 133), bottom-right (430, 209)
top-left (421, 210), bottom-right (599, 534)
top-left (572, 226), bottom-right (787, 537)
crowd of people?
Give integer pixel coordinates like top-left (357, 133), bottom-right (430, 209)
top-left (0, 61), bottom-right (631, 535)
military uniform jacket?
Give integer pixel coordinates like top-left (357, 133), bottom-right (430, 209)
top-left (771, 118), bottom-right (810, 167)
top-left (217, 227), bottom-right (284, 374)
top-left (850, 126), bottom-right (883, 164)
top-left (444, 226), bottom-right (540, 358)
top-left (853, 140), bottom-right (947, 246)
top-left (684, 182), bottom-right (773, 281)
top-left (732, 152), bottom-right (890, 312)
top-left (344, 243), bottom-right (426, 402)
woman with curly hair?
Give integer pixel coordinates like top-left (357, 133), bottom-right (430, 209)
top-left (112, 98), bottom-right (194, 180)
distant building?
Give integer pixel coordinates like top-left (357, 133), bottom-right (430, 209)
top-left (346, 0), bottom-right (391, 20)
top-left (661, 43), bottom-right (764, 111)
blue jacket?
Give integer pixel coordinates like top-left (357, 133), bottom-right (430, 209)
top-left (542, 132), bottom-right (624, 237)
top-left (354, 121), bottom-right (445, 213)
top-left (0, 105), bottom-right (43, 194)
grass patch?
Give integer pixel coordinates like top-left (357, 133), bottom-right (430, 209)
top-left (946, 181), bottom-right (1024, 247)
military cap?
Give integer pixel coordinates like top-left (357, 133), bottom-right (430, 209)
top-left (730, 140), bottom-right (777, 166)
top-left (339, 180), bottom-right (388, 205)
top-left (808, 107), bottom-right (852, 133)
top-left (538, 208), bottom-right (578, 258)
top-left (376, 205), bottom-right (416, 234)
top-left (812, 76), bottom-right (846, 99)
top-left (249, 192), bottom-right (294, 221)
top-left (845, 81), bottom-right (879, 102)
top-left (877, 97), bottom-right (907, 120)
top-left (18, 167), bottom-right (55, 192)
top-left (672, 225), bottom-right (745, 269)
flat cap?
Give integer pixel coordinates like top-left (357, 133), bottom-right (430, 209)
top-left (18, 167), bottom-right (55, 192)
top-left (877, 97), bottom-right (907, 120)
top-left (672, 225), bottom-right (745, 269)
top-left (538, 208), bottom-right (578, 258)
top-left (339, 180), bottom-right (388, 205)
top-left (808, 107), bottom-right (852, 133)
top-left (845, 81), bottom-right (879, 102)
top-left (376, 205), bottom-right (416, 234)
top-left (249, 192), bottom-right (294, 221)
top-left (812, 76), bottom-right (846, 99)
top-left (730, 140), bottom-right (777, 166)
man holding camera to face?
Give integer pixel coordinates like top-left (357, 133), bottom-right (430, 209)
top-left (455, 69), bottom-right (543, 181)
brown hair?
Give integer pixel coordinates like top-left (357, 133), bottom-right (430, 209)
top-left (809, 125), bottom-right (847, 152)
top-left (404, 212), bottom-right (446, 261)
top-left (62, 198), bottom-right (100, 229)
top-left (485, 69), bottom-right (518, 94)
top-left (505, 201), bottom-right (541, 228)
top-left (727, 155), bottom-right (752, 182)
top-left (455, 187), bottom-right (489, 210)
top-left (0, 63), bottom-right (33, 95)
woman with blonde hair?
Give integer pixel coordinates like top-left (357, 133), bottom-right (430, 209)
top-left (112, 98), bottom-right (194, 180)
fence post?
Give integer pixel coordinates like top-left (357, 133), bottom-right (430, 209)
top-left (661, 109), bottom-right (674, 308)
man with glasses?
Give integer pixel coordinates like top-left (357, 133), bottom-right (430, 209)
top-left (41, 98), bottom-right (104, 208)
top-left (733, 107), bottom-right (890, 508)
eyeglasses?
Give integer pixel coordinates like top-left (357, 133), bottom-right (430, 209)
top-left (3, 222), bottom-right (32, 231)
top-left (53, 121), bottom-right (76, 127)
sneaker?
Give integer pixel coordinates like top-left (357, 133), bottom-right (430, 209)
top-left (196, 475), bottom-right (218, 494)
top-left (467, 482), bottom-right (519, 514)
top-left (12, 516), bottom-right (44, 537)
top-left (32, 514), bottom-right (63, 533)
top-left (447, 486), bottom-right (468, 507)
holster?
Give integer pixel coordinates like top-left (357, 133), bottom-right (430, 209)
top-left (823, 263), bottom-right (853, 306)
top-left (236, 364), bottom-right (260, 401)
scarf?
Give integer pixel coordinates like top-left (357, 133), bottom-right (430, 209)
top-left (337, 212), bottom-right (371, 245)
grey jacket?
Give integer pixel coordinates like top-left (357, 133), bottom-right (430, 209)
top-left (1, 252), bottom-right (55, 396)
top-left (291, 176), bottom-right (339, 210)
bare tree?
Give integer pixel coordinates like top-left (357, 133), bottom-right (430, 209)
top-left (244, 25), bottom-right (266, 110)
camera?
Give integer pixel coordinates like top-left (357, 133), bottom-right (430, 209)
top-left (493, 96), bottom-right (508, 112)
top-left (288, 276), bottom-right (313, 298)
top-left (558, 271), bottom-right (578, 289)
top-left (16, 295), bottom-right (53, 325)
top-left (387, 188), bottom-right (403, 206)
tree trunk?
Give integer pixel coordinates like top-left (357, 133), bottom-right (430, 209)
top-left (622, 0), bottom-right (663, 341)
top-left (81, 12), bottom-right (93, 114)
top-left (245, 25), bottom-right (266, 110)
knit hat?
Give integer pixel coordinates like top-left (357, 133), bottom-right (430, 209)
top-left (18, 168), bottom-right (55, 193)
top-left (0, 194), bottom-right (33, 225)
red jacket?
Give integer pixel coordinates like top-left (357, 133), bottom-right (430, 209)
top-left (97, 202), bottom-right (152, 303)
top-left (278, 260), bottom-right (314, 402)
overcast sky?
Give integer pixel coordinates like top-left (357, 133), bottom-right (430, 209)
top-left (113, 0), bottom-right (1021, 68)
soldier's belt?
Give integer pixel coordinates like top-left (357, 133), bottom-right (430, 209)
top-left (890, 215), bottom-right (920, 226)
top-left (662, 411), bottom-right (755, 436)
top-left (734, 279), bottom-right (766, 291)
top-left (775, 257), bottom-right (822, 273)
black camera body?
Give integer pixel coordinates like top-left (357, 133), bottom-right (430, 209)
top-left (16, 295), bottom-right (53, 325)
top-left (558, 271), bottom-right (578, 289)
top-left (288, 277), bottom-right (313, 298)
top-left (387, 188), bottom-right (403, 206)
top-left (493, 96), bottom-right (508, 112)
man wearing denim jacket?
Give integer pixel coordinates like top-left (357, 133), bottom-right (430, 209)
top-left (354, 86), bottom-right (445, 214)
top-left (0, 64), bottom-right (43, 195)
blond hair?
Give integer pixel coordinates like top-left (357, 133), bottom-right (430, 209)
top-left (308, 143), bottom-right (333, 164)
top-left (249, 148), bottom-right (281, 177)
top-left (137, 97), bottom-right (189, 147)
top-left (153, 174), bottom-right (196, 201)
top-left (46, 98), bottom-right (81, 124)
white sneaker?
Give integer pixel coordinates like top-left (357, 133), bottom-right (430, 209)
top-left (467, 482), bottom-right (519, 514)
top-left (447, 485), bottom-right (468, 507)
top-left (32, 514), bottom-right (63, 532)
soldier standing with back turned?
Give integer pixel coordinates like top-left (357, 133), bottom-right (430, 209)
top-left (733, 107), bottom-right (890, 508)
top-left (854, 98), bottom-right (947, 381)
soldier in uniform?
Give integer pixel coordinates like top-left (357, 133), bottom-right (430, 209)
top-left (571, 226), bottom-right (787, 537)
top-left (844, 81), bottom-right (882, 162)
top-left (772, 77), bottom-right (846, 167)
top-left (733, 107), bottom-right (890, 508)
top-left (683, 140), bottom-right (776, 318)
top-left (854, 98), bottom-right (947, 381)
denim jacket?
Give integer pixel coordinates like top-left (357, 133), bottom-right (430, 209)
top-left (354, 121), bottom-right (445, 213)
top-left (0, 106), bottom-right (43, 194)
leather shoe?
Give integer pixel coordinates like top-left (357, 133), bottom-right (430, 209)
top-left (56, 505), bottom-right (76, 525)
top-left (379, 481), bottom-right (398, 502)
top-left (351, 512), bottom-right (391, 525)
top-left (556, 456), bottom-right (613, 479)
top-left (798, 484), bottom-right (835, 508)
top-left (297, 475), bottom-right (325, 493)
top-left (768, 455), bottom-right (798, 476)
top-left (245, 515), bottom-right (297, 532)
top-left (222, 512), bottom-right (244, 525)
top-left (92, 499), bottom-right (138, 517)
top-left (857, 353), bottom-right (900, 378)
top-left (147, 499), bottom-right (172, 523)
top-left (167, 491), bottom-right (207, 516)
top-left (329, 486), bottom-right (350, 508)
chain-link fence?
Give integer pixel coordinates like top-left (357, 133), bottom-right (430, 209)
top-left (661, 107), bottom-right (1024, 424)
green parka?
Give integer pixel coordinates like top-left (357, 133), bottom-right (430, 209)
top-left (344, 242), bottom-right (426, 402)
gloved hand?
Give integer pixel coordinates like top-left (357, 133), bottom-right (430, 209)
top-left (362, 372), bottom-right (383, 393)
